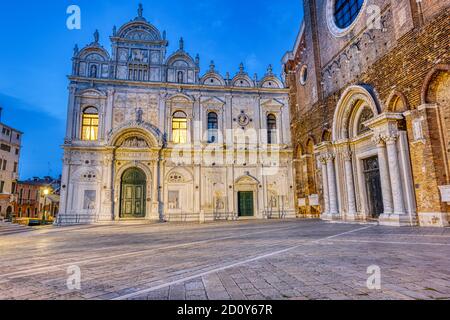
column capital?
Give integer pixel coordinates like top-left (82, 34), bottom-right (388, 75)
top-left (382, 133), bottom-right (399, 145)
top-left (324, 152), bottom-right (335, 162)
top-left (342, 150), bottom-right (352, 161)
top-left (318, 155), bottom-right (326, 164)
top-left (371, 134), bottom-right (385, 147)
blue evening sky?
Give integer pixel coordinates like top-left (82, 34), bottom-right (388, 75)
top-left (0, 0), bottom-right (303, 180)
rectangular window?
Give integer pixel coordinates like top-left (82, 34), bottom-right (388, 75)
top-left (13, 162), bottom-right (18, 173)
top-left (81, 114), bottom-right (99, 141)
top-left (2, 160), bottom-right (6, 171)
top-left (15, 148), bottom-right (19, 155)
top-left (172, 119), bottom-right (187, 144)
top-left (0, 144), bottom-right (11, 152)
top-left (11, 182), bottom-right (16, 194)
top-left (0, 181), bottom-right (4, 193)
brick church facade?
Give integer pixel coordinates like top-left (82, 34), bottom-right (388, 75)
top-left (283, 0), bottom-right (449, 226)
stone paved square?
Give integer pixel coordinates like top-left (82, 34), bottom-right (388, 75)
top-left (0, 220), bottom-right (449, 300)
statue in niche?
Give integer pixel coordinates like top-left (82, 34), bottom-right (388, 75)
top-left (136, 108), bottom-right (144, 123)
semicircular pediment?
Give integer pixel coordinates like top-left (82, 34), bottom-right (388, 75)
top-left (117, 21), bottom-right (162, 41)
top-left (108, 121), bottom-right (164, 148)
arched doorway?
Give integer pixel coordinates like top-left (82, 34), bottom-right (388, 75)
top-left (120, 168), bottom-right (147, 218)
top-left (6, 206), bottom-right (13, 220)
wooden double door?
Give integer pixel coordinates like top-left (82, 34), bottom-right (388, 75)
top-left (120, 168), bottom-right (146, 218)
top-left (238, 191), bottom-right (254, 217)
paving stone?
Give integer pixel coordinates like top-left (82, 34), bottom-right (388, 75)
top-left (0, 220), bottom-right (448, 300)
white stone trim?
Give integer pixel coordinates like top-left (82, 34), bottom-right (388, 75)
top-left (325, 0), bottom-right (368, 38)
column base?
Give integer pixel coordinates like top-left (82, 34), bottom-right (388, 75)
top-left (379, 213), bottom-right (417, 227)
top-left (344, 213), bottom-right (358, 221)
top-left (321, 213), bottom-right (341, 221)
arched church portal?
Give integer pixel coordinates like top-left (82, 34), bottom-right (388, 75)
top-left (120, 168), bottom-right (147, 218)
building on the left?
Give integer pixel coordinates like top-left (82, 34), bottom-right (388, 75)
top-left (0, 107), bottom-right (22, 220)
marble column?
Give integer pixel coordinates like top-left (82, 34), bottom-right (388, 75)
top-left (319, 157), bottom-right (330, 216)
top-left (326, 153), bottom-right (339, 216)
top-left (384, 134), bottom-right (406, 215)
top-left (327, 156), bottom-right (339, 216)
top-left (343, 151), bottom-right (357, 218)
top-left (373, 135), bottom-right (393, 215)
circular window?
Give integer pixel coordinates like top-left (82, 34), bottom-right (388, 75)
top-left (326, 0), bottom-right (366, 37)
top-left (299, 65), bottom-right (308, 85)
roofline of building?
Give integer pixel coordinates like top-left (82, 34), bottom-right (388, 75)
top-left (281, 21), bottom-right (305, 65)
top-left (0, 122), bottom-right (24, 135)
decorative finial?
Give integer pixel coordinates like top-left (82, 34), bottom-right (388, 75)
top-left (73, 44), bottom-right (79, 56)
top-left (210, 61), bottom-right (215, 71)
top-left (179, 37), bottom-right (184, 51)
top-left (239, 62), bottom-right (244, 73)
top-left (138, 3), bottom-right (144, 18)
top-left (253, 73), bottom-right (258, 81)
top-left (93, 29), bottom-right (99, 43)
top-left (195, 54), bottom-right (200, 65)
top-left (112, 25), bottom-right (117, 37)
top-left (163, 30), bottom-right (166, 40)
top-left (226, 72), bottom-right (230, 80)
top-left (267, 64), bottom-right (273, 75)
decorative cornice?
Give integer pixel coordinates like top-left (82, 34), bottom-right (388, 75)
top-left (69, 77), bottom-right (289, 94)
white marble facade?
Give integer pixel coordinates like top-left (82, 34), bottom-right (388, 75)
top-left (58, 5), bottom-right (295, 224)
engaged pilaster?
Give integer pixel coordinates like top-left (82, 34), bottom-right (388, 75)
top-left (325, 153), bottom-right (339, 216)
top-left (372, 135), bottom-right (394, 215)
top-left (383, 134), bottom-right (406, 215)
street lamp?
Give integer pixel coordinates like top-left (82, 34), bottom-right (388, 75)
top-left (43, 188), bottom-right (50, 222)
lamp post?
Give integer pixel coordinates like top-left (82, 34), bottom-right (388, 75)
top-left (43, 188), bottom-right (49, 222)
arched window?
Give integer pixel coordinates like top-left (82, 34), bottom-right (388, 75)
top-left (267, 114), bottom-right (277, 144)
top-left (172, 111), bottom-right (187, 144)
top-left (177, 71), bottom-right (184, 83)
top-left (81, 107), bottom-right (99, 141)
top-left (207, 112), bottom-right (218, 143)
top-left (356, 107), bottom-right (374, 135)
top-left (90, 65), bottom-right (98, 78)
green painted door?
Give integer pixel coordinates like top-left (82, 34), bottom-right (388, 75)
top-left (238, 192), bottom-right (254, 217)
top-left (120, 168), bottom-right (146, 218)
